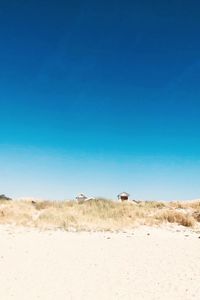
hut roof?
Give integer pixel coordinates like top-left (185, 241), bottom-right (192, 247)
top-left (118, 192), bottom-right (130, 197)
top-left (76, 193), bottom-right (87, 200)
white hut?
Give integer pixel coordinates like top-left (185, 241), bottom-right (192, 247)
top-left (117, 192), bottom-right (130, 202)
top-left (76, 193), bottom-right (87, 203)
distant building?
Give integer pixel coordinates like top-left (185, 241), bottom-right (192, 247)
top-left (117, 192), bottom-right (130, 202)
top-left (75, 193), bottom-right (87, 203)
top-left (75, 193), bottom-right (96, 203)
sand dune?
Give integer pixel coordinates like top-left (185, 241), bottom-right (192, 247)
top-left (0, 225), bottom-right (200, 300)
top-left (1, 199), bottom-right (200, 230)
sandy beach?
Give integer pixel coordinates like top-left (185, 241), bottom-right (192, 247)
top-left (0, 225), bottom-right (200, 300)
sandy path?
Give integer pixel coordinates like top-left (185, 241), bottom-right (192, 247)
top-left (0, 225), bottom-right (200, 300)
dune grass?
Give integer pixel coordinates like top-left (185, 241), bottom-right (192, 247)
top-left (0, 198), bottom-right (199, 231)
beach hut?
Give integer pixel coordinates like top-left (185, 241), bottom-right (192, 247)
top-left (117, 192), bottom-right (130, 202)
top-left (76, 193), bottom-right (87, 203)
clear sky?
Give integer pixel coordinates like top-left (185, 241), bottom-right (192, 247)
top-left (0, 0), bottom-right (200, 200)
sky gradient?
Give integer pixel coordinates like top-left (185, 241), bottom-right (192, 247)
top-left (0, 0), bottom-right (200, 200)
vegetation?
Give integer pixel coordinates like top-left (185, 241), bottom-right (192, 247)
top-left (0, 198), bottom-right (199, 231)
top-left (0, 194), bottom-right (12, 201)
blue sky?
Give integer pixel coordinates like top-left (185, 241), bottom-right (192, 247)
top-left (0, 0), bottom-right (200, 200)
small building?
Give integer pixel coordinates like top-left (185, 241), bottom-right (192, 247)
top-left (117, 192), bottom-right (130, 202)
top-left (76, 193), bottom-right (87, 203)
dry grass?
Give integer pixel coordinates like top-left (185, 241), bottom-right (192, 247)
top-left (155, 210), bottom-right (196, 227)
top-left (0, 198), bottom-right (199, 231)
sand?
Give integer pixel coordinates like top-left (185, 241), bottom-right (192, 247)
top-left (0, 225), bottom-right (200, 300)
